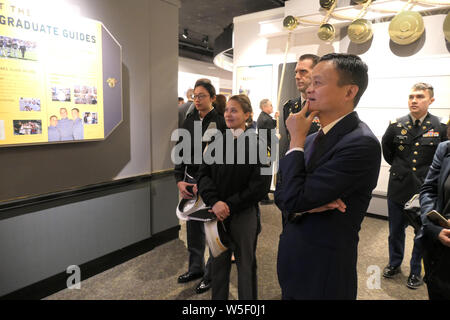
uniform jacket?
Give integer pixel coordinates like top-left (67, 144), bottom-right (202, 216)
top-left (174, 108), bottom-right (227, 183)
top-left (382, 113), bottom-right (447, 204)
top-left (274, 111), bottom-right (381, 299)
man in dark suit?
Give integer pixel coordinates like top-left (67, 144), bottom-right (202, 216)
top-left (275, 53), bottom-right (381, 300)
top-left (257, 99), bottom-right (279, 204)
top-left (178, 88), bottom-right (194, 128)
top-left (382, 82), bottom-right (447, 289)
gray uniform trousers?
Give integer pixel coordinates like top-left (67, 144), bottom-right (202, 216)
top-left (211, 206), bottom-right (260, 300)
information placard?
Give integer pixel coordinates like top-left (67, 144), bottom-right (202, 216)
top-left (0, 0), bottom-right (122, 147)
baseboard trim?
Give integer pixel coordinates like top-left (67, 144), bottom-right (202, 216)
top-left (0, 225), bottom-right (180, 300)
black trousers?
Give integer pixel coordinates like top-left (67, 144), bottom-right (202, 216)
top-left (186, 219), bottom-right (211, 281)
top-left (423, 239), bottom-right (450, 300)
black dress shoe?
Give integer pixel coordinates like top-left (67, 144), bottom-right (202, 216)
top-left (383, 265), bottom-right (401, 278)
top-left (406, 274), bottom-right (423, 289)
top-left (177, 271), bottom-right (204, 283)
top-left (195, 279), bottom-right (211, 294)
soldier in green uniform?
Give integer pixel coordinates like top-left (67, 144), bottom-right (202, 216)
top-left (382, 83), bottom-right (448, 289)
top-left (281, 54), bottom-right (321, 157)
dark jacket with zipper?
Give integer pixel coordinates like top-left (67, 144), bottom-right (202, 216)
top-left (174, 107), bottom-right (227, 183)
top-left (197, 129), bottom-right (272, 216)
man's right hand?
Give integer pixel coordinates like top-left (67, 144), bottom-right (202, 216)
top-left (438, 226), bottom-right (450, 247)
top-left (286, 101), bottom-right (319, 149)
top-left (177, 181), bottom-right (196, 199)
top-left (308, 199), bottom-right (347, 214)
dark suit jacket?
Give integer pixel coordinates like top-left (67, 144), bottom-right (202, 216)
top-left (274, 111), bottom-right (381, 299)
top-left (256, 111), bottom-right (276, 150)
top-left (178, 101), bottom-right (193, 128)
top-left (382, 113), bottom-right (447, 204)
top-left (420, 141), bottom-right (450, 240)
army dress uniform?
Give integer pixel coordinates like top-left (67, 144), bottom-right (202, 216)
top-left (382, 113), bottom-right (448, 278)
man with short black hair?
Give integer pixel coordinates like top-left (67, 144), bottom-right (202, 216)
top-left (382, 82), bottom-right (447, 289)
top-left (275, 53), bottom-right (381, 300)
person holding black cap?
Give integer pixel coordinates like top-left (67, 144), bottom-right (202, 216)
top-left (197, 94), bottom-right (271, 300)
top-left (174, 80), bottom-right (227, 294)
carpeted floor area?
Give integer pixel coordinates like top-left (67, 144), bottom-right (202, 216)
top-left (45, 198), bottom-right (428, 300)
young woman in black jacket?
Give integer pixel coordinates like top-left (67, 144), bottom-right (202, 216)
top-left (197, 94), bottom-right (271, 300)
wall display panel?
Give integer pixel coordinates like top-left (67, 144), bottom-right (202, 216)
top-left (235, 64), bottom-right (273, 122)
top-left (0, 0), bottom-right (122, 147)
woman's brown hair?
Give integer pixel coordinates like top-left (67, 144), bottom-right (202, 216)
top-left (228, 94), bottom-right (253, 127)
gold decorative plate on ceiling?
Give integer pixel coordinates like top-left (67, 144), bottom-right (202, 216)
top-left (444, 12), bottom-right (450, 42)
top-left (318, 23), bottom-right (335, 41)
top-left (283, 15), bottom-right (299, 31)
top-left (348, 18), bottom-right (373, 44)
top-left (320, 0), bottom-right (335, 10)
top-left (389, 11), bottom-right (424, 45)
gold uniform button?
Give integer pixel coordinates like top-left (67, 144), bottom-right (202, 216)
top-left (415, 142), bottom-right (420, 146)
top-left (414, 151), bottom-right (418, 155)
top-left (413, 159), bottom-right (417, 163)
top-left (413, 167), bottom-right (417, 171)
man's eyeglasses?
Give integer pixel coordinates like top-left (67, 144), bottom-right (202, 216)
top-left (193, 94), bottom-right (209, 100)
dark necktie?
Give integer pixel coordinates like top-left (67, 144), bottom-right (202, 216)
top-left (306, 130), bottom-right (325, 165)
top-left (411, 119), bottom-right (421, 137)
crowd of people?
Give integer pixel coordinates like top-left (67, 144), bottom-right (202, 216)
top-left (0, 36), bottom-right (36, 60)
top-left (175, 53), bottom-right (449, 300)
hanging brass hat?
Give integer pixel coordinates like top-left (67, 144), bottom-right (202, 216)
top-left (348, 18), bottom-right (373, 44)
top-left (320, 0), bottom-right (335, 10)
top-left (318, 23), bottom-right (335, 41)
top-left (283, 15), bottom-right (299, 31)
top-left (389, 11), bottom-right (424, 45)
top-left (444, 12), bottom-right (450, 42)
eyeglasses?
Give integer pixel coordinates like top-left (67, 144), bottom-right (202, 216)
top-left (193, 94), bottom-right (209, 100)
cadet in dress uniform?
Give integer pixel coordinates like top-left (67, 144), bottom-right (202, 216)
top-left (382, 83), bottom-right (448, 289)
